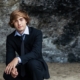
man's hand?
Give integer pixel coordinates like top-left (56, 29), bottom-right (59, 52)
top-left (4, 57), bottom-right (19, 74)
top-left (11, 67), bottom-right (18, 78)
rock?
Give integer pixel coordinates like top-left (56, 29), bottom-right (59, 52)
top-left (0, 0), bottom-right (80, 63)
top-left (0, 0), bottom-right (20, 62)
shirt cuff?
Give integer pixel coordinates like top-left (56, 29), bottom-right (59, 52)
top-left (17, 57), bottom-right (22, 63)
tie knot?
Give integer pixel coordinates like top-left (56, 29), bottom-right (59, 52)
top-left (21, 34), bottom-right (25, 40)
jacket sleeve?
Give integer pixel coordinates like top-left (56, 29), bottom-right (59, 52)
top-left (20, 31), bottom-right (43, 65)
top-left (6, 36), bottom-right (16, 65)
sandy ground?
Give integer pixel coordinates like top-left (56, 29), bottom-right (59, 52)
top-left (0, 63), bottom-right (80, 80)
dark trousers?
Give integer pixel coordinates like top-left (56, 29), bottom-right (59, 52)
top-left (3, 59), bottom-right (44, 80)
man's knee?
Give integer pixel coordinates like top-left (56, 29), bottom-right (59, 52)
top-left (3, 72), bottom-right (19, 80)
top-left (3, 72), bottom-right (12, 80)
top-left (27, 59), bottom-right (43, 71)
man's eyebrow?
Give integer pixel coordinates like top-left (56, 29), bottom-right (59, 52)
top-left (19, 17), bottom-right (24, 19)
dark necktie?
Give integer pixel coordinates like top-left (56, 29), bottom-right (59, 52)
top-left (21, 34), bottom-right (25, 77)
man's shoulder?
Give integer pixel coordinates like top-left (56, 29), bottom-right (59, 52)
top-left (29, 27), bottom-right (42, 34)
top-left (7, 30), bottom-right (15, 38)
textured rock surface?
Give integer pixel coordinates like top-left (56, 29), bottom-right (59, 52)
top-left (0, 0), bottom-right (80, 63)
top-left (20, 0), bottom-right (80, 63)
top-left (0, 0), bottom-right (20, 62)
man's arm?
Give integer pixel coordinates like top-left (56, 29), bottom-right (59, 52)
top-left (4, 36), bottom-right (19, 74)
top-left (6, 36), bottom-right (16, 65)
top-left (20, 30), bottom-right (43, 65)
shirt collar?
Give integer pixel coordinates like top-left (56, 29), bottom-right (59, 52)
top-left (14, 26), bottom-right (29, 36)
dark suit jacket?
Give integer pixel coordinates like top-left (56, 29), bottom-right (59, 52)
top-left (5, 27), bottom-right (50, 79)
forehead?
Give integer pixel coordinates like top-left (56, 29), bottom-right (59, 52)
top-left (16, 16), bottom-right (24, 19)
top-left (14, 16), bottom-right (25, 21)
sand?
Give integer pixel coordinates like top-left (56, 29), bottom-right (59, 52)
top-left (0, 63), bottom-right (80, 80)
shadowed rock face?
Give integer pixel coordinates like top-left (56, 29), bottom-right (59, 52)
top-left (21, 0), bottom-right (80, 62)
top-left (0, 0), bottom-right (20, 63)
top-left (20, 0), bottom-right (80, 63)
top-left (21, 0), bottom-right (80, 16)
top-left (0, 0), bottom-right (80, 63)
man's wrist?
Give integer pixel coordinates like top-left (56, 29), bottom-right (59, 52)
top-left (17, 57), bottom-right (21, 63)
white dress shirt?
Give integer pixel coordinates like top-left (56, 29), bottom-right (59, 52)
top-left (14, 26), bottom-right (29, 63)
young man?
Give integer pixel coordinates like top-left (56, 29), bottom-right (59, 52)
top-left (3, 9), bottom-right (50, 80)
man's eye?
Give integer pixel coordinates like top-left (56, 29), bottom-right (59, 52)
top-left (20, 18), bottom-right (23, 21)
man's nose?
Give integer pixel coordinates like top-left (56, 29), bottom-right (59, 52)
top-left (18, 21), bottom-right (21, 25)
top-left (18, 21), bottom-right (20, 24)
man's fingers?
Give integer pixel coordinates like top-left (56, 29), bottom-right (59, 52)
top-left (5, 67), bottom-right (9, 74)
top-left (8, 66), bottom-right (13, 74)
top-left (11, 68), bottom-right (18, 78)
top-left (4, 66), bottom-right (10, 74)
top-left (5, 66), bottom-right (13, 74)
top-left (15, 71), bottom-right (18, 75)
top-left (12, 68), bottom-right (18, 75)
top-left (11, 74), bottom-right (17, 78)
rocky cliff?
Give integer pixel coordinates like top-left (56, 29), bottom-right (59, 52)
top-left (0, 0), bottom-right (80, 63)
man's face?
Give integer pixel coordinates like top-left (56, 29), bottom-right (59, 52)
top-left (13, 16), bottom-right (27, 33)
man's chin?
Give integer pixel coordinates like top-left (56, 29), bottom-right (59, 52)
top-left (17, 29), bottom-right (24, 34)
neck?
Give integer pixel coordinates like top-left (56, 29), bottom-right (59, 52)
top-left (17, 30), bottom-right (24, 35)
top-left (19, 31), bottom-right (24, 34)
top-left (17, 27), bottom-right (26, 35)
